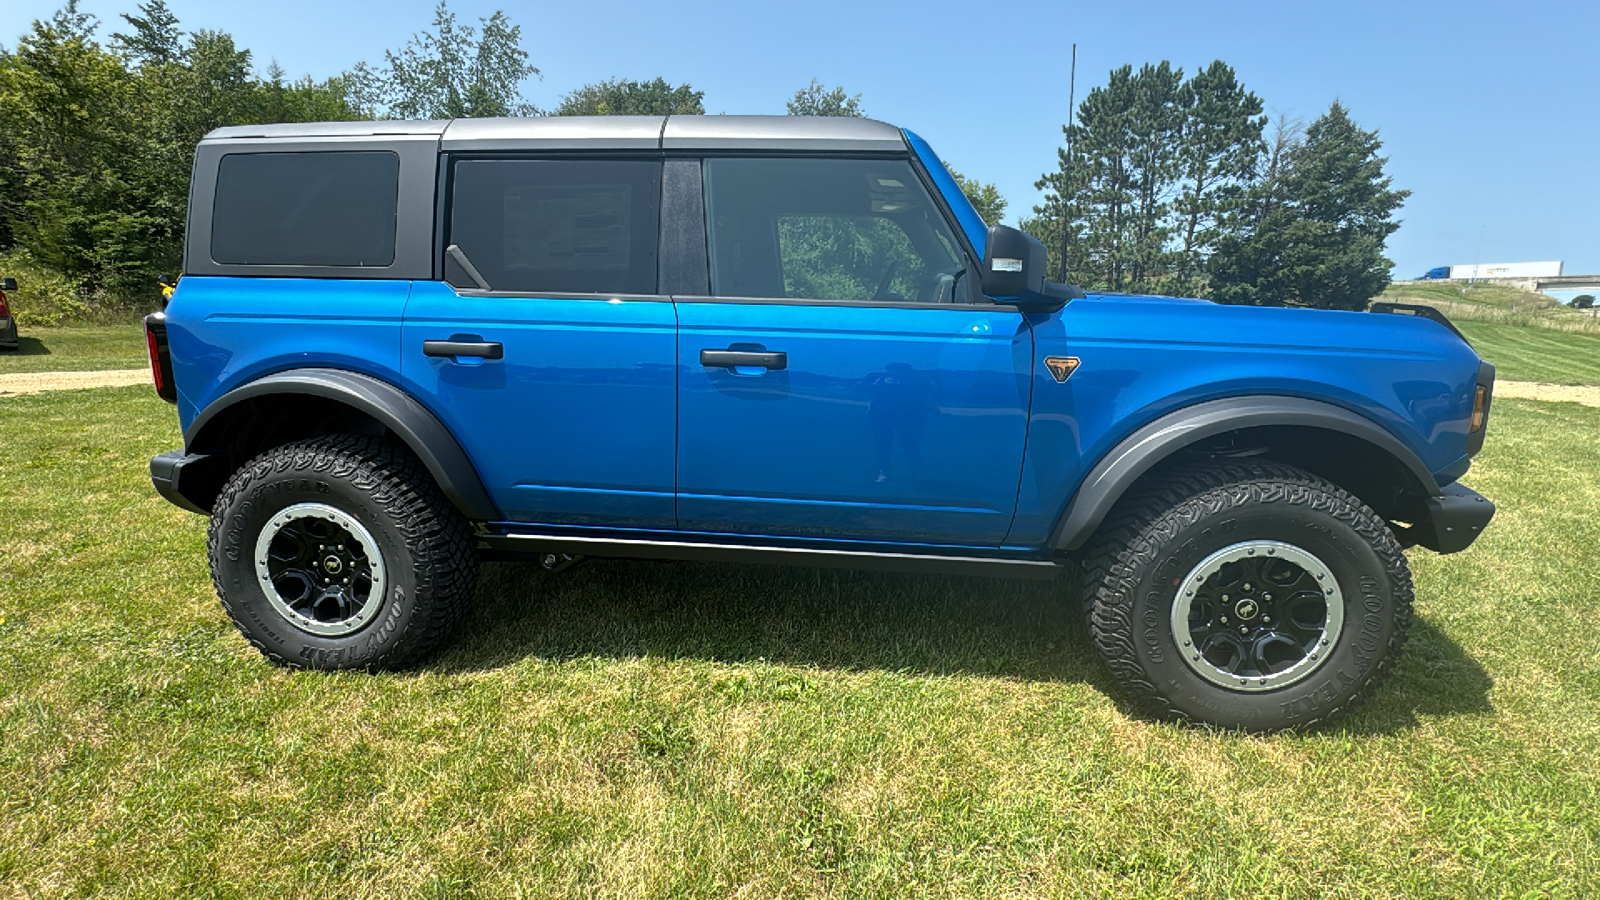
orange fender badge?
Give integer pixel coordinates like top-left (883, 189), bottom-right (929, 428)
top-left (1044, 356), bottom-right (1081, 383)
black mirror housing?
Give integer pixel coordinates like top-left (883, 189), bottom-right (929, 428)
top-left (979, 224), bottom-right (1081, 311)
top-left (0, 277), bottom-right (16, 292)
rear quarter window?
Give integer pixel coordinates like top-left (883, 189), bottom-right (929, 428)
top-left (210, 151), bottom-right (400, 267)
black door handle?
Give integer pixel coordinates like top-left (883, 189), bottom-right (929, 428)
top-left (424, 340), bottom-right (503, 360)
top-left (700, 349), bottom-right (787, 370)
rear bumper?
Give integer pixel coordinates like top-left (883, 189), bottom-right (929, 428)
top-left (0, 316), bottom-right (16, 349)
top-left (1406, 482), bottom-right (1495, 554)
top-left (150, 449), bottom-right (227, 515)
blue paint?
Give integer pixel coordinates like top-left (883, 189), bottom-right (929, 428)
top-left (399, 281), bottom-right (678, 529)
top-left (166, 276), bottom-right (411, 430)
top-left (676, 300), bottom-right (1031, 543)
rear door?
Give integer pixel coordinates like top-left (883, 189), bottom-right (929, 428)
top-left (673, 156), bottom-right (1032, 545)
top-left (401, 156), bottom-right (677, 528)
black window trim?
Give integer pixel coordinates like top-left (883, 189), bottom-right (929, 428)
top-left (692, 153), bottom-right (993, 309)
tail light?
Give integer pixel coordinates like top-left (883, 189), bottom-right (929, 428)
top-left (0, 291), bottom-right (10, 319)
top-left (144, 312), bottom-right (177, 403)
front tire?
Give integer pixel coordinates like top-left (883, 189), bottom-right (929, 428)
top-left (208, 435), bottom-right (476, 670)
top-left (1083, 461), bottom-right (1413, 731)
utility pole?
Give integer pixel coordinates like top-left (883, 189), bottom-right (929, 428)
top-left (1057, 43), bottom-right (1077, 284)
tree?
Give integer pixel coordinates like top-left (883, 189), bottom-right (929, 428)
top-left (1172, 61), bottom-right (1265, 287)
top-left (1572, 294), bottom-right (1596, 310)
top-left (786, 79), bottom-right (864, 117)
top-left (1210, 102), bottom-right (1409, 310)
top-left (553, 78), bottom-right (703, 116)
top-left (111, 0), bottom-right (180, 67)
top-left (0, 3), bottom-right (152, 285)
top-left (950, 170), bottom-right (1006, 223)
top-left (351, 1), bottom-right (538, 119)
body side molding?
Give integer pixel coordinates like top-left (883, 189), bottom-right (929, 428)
top-left (185, 367), bottom-right (500, 521)
top-left (1048, 395), bottom-right (1441, 552)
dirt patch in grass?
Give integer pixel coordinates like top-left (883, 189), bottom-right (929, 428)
top-left (0, 368), bottom-right (147, 396)
top-left (1495, 380), bottom-right (1600, 407)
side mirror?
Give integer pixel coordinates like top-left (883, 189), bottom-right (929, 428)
top-left (980, 224), bottom-right (1082, 311)
top-left (0, 277), bottom-right (15, 292)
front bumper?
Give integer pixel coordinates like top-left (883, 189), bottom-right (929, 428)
top-left (1406, 482), bottom-right (1495, 554)
top-left (150, 449), bottom-right (228, 515)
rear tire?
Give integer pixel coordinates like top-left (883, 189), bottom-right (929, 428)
top-left (207, 435), bottom-right (476, 670)
top-left (1082, 460), bottom-right (1413, 731)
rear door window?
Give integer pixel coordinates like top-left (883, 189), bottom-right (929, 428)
top-left (446, 159), bottom-right (660, 295)
top-left (211, 151), bottom-right (399, 267)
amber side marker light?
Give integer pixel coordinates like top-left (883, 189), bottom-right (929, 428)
top-left (1470, 385), bottom-right (1488, 432)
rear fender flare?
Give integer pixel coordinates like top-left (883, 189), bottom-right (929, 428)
top-left (185, 368), bottom-right (499, 522)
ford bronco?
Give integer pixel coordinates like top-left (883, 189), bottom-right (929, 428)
top-left (145, 116), bottom-right (1495, 731)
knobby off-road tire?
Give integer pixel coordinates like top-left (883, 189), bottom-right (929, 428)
top-left (208, 435), bottom-right (477, 670)
top-left (1082, 460), bottom-right (1413, 732)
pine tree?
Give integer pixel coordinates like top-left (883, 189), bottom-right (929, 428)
top-left (1173, 61), bottom-right (1265, 289)
top-left (1210, 102), bottom-right (1409, 310)
top-left (111, 0), bottom-right (181, 67)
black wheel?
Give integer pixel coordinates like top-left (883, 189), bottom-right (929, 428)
top-left (1082, 460), bottom-right (1413, 731)
top-left (207, 435), bottom-right (476, 670)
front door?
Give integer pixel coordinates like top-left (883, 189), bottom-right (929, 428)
top-left (402, 156), bottom-right (677, 529)
top-left (675, 157), bottom-right (1031, 546)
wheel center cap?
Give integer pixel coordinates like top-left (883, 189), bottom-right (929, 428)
top-left (323, 555), bottom-right (344, 575)
top-left (1234, 598), bottom-right (1260, 620)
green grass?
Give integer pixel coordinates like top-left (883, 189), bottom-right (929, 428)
top-left (2, 388), bottom-right (1599, 897)
top-left (1459, 320), bottom-right (1600, 385)
top-left (0, 325), bottom-right (147, 374)
top-left (1382, 282), bottom-right (1600, 335)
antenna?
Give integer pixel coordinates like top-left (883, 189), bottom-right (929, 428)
top-left (1058, 43), bottom-right (1077, 284)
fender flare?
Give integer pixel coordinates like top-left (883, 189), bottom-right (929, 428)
top-left (185, 368), bottom-right (500, 522)
top-left (1047, 395), bottom-right (1439, 552)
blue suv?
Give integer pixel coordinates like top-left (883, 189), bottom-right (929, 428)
top-left (145, 116), bottom-right (1496, 731)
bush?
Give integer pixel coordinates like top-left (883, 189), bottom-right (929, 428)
top-left (1573, 294), bottom-right (1596, 310)
top-left (0, 249), bottom-right (150, 326)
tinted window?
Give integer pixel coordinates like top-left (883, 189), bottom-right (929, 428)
top-left (211, 151), bottom-right (399, 266)
top-left (448, 159), bottom-right (660, 294)
top-left (704, 158), bottom-right (966, 303)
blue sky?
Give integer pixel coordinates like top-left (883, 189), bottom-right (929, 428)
top-left (5, 0), bottom-right (1597, 282)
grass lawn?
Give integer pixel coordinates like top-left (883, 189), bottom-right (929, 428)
top-left (2, 388), bottom-right (1599, 897)
top-left (1460, 320), bottom-right (1600, 385)
top-left (0, 325), bottom-right (147, 374)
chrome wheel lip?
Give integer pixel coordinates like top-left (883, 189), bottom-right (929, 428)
top-left (254, 502), bottom-right (387, 637)
top-left (1171, 539), bottom-right (1345, 692)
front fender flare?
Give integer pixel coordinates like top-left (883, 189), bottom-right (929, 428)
top-left (1047, 395), bottom-right (1439, 552)
top-left (185, 368), bottom-right (499, 522)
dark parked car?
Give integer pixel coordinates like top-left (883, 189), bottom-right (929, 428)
top-left (145, 116), bottom-right (1496, 732)
top-left (0, 277), bottom-right (18, 351)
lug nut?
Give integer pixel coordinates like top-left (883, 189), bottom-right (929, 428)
top-left (1221, 616), bottom-right (1229, 623)
top-left (1243, 583), bottom-right (1253, 591)
top-left (1239, 626), bottom-right (1248, 635)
